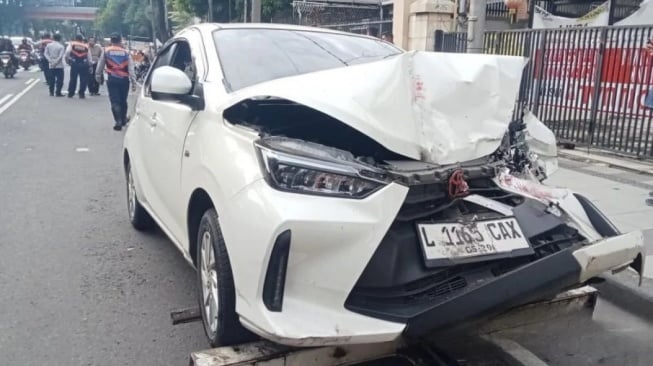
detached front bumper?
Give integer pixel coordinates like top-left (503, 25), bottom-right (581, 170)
top-left (403, 231), bottom-right (645, 337)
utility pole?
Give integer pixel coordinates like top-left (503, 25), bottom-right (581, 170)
top-left (208, 0), bottom-right (213, 22)
top-left (251, 0), bottom-right (262, 23)
top-left (244, 0), bottom-right (249, 22)
top-left (607, 0), bottom-right (617, 25)
top-left (467, 0), bottom-right (487, 53)
top-left (149, 0), bottom-right (157, 52)
top-left (163, 0), bottom-right (170, 36)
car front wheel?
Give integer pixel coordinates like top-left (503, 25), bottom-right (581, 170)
top-left (125, 161), bottom-right (154, 231)
top-left (196, 208), bottom-right (255, 347)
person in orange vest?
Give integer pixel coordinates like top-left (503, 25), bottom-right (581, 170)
top-left (35, 33), bottom-right (54, 85)
top-left (64, 34), bottom-right (93, 99)
top-left (95, 33), bottom-right (136, 131)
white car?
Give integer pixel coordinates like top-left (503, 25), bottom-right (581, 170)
top-left (123, 23), bottom-right (645, 348)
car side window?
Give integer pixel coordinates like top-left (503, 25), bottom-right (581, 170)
top-left (144, 43), bottom-right (177, 97)
top-left (169, 41), bottom-right (196, 82)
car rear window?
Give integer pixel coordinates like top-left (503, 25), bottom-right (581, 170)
top-left (212, 28), bottom-right (401, 92)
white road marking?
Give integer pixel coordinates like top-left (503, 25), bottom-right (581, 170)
top-left (483, 336), bottom-right (549, 366)
top-left (0, 94), bottom-right (13, 107)
top-left (24, 78), bottom-right (34, 85)
top-left (75, 147), bottom-right (89, 152)
top-left (0, 79), bottom-right (39, 116)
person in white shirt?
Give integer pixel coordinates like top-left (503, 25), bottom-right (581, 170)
top-left (44, 33), bottom-right (66, 97)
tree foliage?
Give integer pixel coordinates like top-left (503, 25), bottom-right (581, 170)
top-left (0, 1), bottom-right (25, 35)
top-left (96, 0), bottom-right (171, 41)
top-left (171, 0), bottom-right (293, 23)
top-left (95, 0), bottom-right (294, 42)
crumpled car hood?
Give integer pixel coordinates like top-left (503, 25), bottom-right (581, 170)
top-left (224, 51), bottom-right (526, 165)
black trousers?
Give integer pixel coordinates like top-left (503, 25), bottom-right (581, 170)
top-left (68, 63), bottom-right (89, 96)
top-left (40, 58), bottom-right (52, 85)
top-left (49, 68), bottom-right (64, 95)
top-left (88, 63), bottom-right (100, 94)
top-left (107, 76), bottom-right (130, 125)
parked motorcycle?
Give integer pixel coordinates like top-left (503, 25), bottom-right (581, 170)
top-left (18, 50), bottom-right (32, 70)
top-left (0, 51), bottom-right (16, 78)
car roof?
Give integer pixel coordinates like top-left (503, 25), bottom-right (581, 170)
top-left (189, 22), bottom-right (381, 41)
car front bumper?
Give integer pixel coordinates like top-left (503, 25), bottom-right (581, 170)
top-left (404, 230), bottom-right (644, 337)
top-left (222, 178), bottom-right (644, 347)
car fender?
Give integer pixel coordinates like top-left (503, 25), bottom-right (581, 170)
top-left (180, 114), bottom-right (263, 256)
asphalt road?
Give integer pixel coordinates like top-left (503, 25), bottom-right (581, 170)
top-left (1, 68), bottom-right (653, 366)
top-left (0, 69), bottom-right (206, 365)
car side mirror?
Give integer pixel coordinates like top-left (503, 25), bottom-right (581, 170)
top-left (151, 66), bottom-right (205, 111)
top-left (151, 65), bottom-right (193, 96)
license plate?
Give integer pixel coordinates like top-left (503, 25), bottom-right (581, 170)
top-left (417, 217), bottom-right (532, 264)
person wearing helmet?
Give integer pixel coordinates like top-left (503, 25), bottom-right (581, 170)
top-left (17, 38), bottom-right (33, 52)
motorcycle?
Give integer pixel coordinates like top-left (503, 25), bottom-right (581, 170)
top-left (135, 62), bottom-right (150, 84)
top-left (0, 51), bottom-right (16, 78)
top-left (18, 50), bottom-right (32, 70)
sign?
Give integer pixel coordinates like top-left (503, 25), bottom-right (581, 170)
top-left (533, 34), bottom-right (653, 116)
top-left (533, 3), bottom-right (609, 29)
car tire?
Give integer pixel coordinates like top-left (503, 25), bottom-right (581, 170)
top-left (196, 208), bottom-right (256, 347)
top-left (125, 162), bottom-right (155, 231)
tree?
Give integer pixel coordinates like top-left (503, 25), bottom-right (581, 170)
top-left (0, 0), bottom-right (25, 35)
top-left (95, 0), bottom-right (171, 41)
top-left (172, 0), bottom-right (292, 23)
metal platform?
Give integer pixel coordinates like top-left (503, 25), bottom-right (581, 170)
top-left (185, 286), bottom-right (598, 366)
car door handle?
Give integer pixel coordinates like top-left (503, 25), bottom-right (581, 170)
top-left (149, 112), bottom-right (158, 127)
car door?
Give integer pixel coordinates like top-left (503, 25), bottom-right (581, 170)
top-left (131, 43), bottom-right (176, 219)
top-left (139, 39), bottom-right (201, 245)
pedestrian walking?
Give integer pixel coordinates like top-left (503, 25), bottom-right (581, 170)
top-left (645, 37), bottom-right (653, 109)
top-left (95, 33), bottom-right (136, 131)
top-left (44, 33), bottom-right (65, 97)
top-left (34, 34), bottom-right (54, 85)
top-left (87, 37), bottom-right (103, 96)
top-left (65, 34), bottom-right (92, 99)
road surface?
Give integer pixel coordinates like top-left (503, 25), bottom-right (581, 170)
top-left (0, 68), bottom-right (652, 365)
top-left (0, 68), bottom-right (205, 365)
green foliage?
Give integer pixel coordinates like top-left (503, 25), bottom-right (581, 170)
top-left (96, 0), bottom-right (151, 38)
top-left (0, 2), bottom-right (25, 35)
top-left (170, 0), bottom-right (293, 23)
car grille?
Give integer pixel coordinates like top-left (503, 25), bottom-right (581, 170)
top-left (345, 182), bottom-right (584, 321)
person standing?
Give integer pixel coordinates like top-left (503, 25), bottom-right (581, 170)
top-left (87, 37), bottom-right (103, 96)
top-left (35, 34), bottom-right (54, 85)
top-left (95, 33), bottom-right (136, 131)
top-left (64, 34), bottom-right (92, 99)
top-left (44, 33), bottom-right (65, 97)
top-left (645, 38), bottom-right (653, 110)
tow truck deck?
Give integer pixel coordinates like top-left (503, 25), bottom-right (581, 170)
top-left (173, 286), bottom-right (598, 366)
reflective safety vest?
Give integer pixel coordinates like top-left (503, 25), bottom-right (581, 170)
top-left (104, 45), bottom-right (130, 79)
top-left (69, 41), bottom-right (89, 63)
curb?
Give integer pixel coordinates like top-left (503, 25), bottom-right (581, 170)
top-left (558, 149), bottom-right (653, 177)
top-left (594, 271), bottom-right (653, 322)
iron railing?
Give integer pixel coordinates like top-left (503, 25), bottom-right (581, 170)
top-left (437, 25), bottom-right (653, 158)
top-left (322, 19), bottom-right (393, 36)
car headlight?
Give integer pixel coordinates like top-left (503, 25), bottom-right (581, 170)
top-left (255, 137), bottom-right (388, 199)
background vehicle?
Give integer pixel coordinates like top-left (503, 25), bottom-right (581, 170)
top-left (123, 24), bottom-right (644, 349)
top-left (0, 51), bottom-right (16, 78)
top-left (18, 49), bottom-right (32, 70)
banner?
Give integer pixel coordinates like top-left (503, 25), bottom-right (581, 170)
top-left (533, 42), bottom-right (653, 115)
top-left (532, 3), bottom-right (609, 29)
top-left (616, 0), bottom-right (653, 25)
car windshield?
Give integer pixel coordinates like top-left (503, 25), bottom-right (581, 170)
top-left (212, 28), bottom-right (401, 92)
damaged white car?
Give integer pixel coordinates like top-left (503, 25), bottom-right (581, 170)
top-left (123, 24), bottom-right (645, 348)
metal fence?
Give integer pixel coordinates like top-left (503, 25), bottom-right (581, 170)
top-left (322, 19), bottom-right (392, 36)
top-left (437, 26), bottom-right (653, 158)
